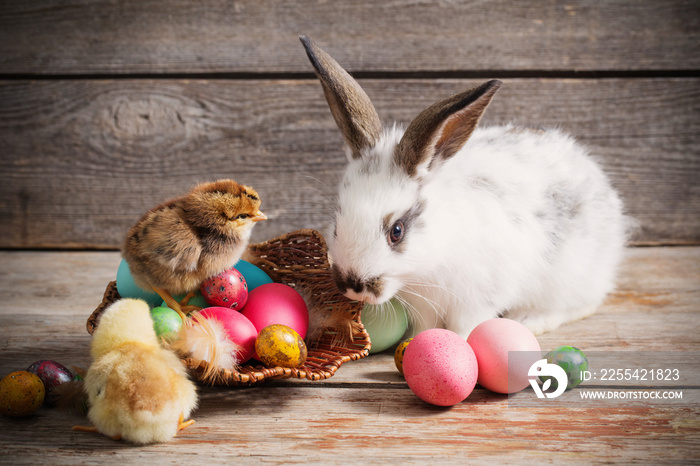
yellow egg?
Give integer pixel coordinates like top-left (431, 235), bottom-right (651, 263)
top-left (255, 324), bottom-right (308, 368)
top-left (394, 338), bottom-right (413, 375)
top-left (0, 371), bottom-right (45, 417)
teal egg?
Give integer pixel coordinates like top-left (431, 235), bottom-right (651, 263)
top-left (161, 290), bottom-right (209, 310)
top-left (233, 259), bottom-right (273, 291)
top-left (150, 306), bottom-right (183, 340)
top-left (115, 259), bottom-right (163, 308)
top-left (363, 298), bottom-right (409, 354)
top-left (540, 345), bottom-right (589, 391)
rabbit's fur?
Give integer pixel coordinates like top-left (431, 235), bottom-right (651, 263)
top-left (301, 37), bottom-right (628, 337)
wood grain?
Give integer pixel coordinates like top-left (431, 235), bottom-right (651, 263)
top-left (1, 1), bottom-right (697, 461)
top-left (1, 78), bottom-right (698, 248)
top-left (0, 247), bottom-right (698, 463)
top-left (0, 0), bottom-right (698, 75)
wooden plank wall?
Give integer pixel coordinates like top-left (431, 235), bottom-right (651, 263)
top-left (1, 0), bottom-right (698, 249)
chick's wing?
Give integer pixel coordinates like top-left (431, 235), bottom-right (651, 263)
top-left (139, 208), bottom-right (203, 275)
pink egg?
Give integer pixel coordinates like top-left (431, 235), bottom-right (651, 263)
top-left (467, 318), bottom-right (541, 394)
top-left (198, 307), bottom-right (257, 363)
top-left (200, 267), bottom-right (248, 310)
top-left (241, 283), bottom-right (309, 339)
top-left (403, 329), bottom-right (478, 406)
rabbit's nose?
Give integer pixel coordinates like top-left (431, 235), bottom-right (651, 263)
top-left (331, 265), bottom-right (384, 298)
top-left (332, 265), bottom-right (364, 294)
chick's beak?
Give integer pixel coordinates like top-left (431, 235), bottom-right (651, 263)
top-left (252, 211), bottom-right (267, 223)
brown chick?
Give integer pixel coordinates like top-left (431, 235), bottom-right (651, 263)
top-left (74, 299), bottom-right (198, 444)
top-left (123, 180), bottom-right (266, 322)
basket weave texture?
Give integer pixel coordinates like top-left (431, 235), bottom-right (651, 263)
top-left (87, 229), bottom-right (370, 386)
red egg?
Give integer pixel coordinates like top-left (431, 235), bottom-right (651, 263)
top-left (403, 329), bottom-right (478, 406)
top-left (198, 307), bottom-right (257, 363)
top-left (26, 360), bottom-right (73, 405)
top-left (200, 267), bottom-right (248, 310)
top-left (467, 318), bottom-right (541, 394)
top-left (241, 283), bottom-right (309, 339)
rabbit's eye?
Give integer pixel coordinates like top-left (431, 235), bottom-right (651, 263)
top-left (388, 221), bottom-right (405, 246)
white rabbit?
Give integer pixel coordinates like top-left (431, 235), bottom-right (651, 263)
top-left (300, 36), bottom-right (628, 337)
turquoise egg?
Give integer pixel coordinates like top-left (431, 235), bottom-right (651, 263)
top-left (233, 259), bottom-right (273, 291)
top-left (363, 298), bottom-right (409, 354)
top-left (161, 290), bottom-right (209, 310)
top-left (150, 306), bottom-right (183, 340)
top-left (115, 259), bottom-right (163, 308)
top-left (540, 345), bottom-right (589, 390)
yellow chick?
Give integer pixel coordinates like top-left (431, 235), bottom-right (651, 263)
top-left (74, 298), bottom-right (198, 444)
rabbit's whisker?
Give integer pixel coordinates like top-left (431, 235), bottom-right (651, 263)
top-left (300, 175), bottom-right (339, 204)
top-left (393, 294), bottom-right (428, 333)
top-left (403, 280), bottom-right (465, 306)
top-left (400, 286), bottom-right (447, 325)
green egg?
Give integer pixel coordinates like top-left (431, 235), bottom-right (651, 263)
top-left (363, 298), bottom-right (409, 354)
top-left (540, 345), bottom-right (589, 391)
top-left (150, 306), bottom-right (183, 340)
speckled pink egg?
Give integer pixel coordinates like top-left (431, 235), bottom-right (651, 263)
top-left (467, 318), bottom-right (541, 394)
top-left (403, 329), bottom-right (478, 406)
top-left (200, 267), bottom-right (248, 310)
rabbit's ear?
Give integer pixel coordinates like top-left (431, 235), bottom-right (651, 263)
top-left (396, 80), bottom-right (502, 176)
top-left (300, 36), bottom-right (382, 160)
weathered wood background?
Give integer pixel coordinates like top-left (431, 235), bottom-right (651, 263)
top-left (1, 0), bottom-right (699, 249)
top-left (1, 2), bottom-right (699, 463)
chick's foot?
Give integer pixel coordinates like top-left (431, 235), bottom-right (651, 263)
top-left (177, 413), bottom-right (196, 433)
top-left (179, 291), bottom-right (202, 315)
top-left (72, 425), bottom-right (98, 433)
top-left (152, 287), bottom-right (192, 326)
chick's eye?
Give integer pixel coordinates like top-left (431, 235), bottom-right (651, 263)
top-left (388, 220), bottom-right (405, 246)
top-left (235, 214), bottom-right (249, 220)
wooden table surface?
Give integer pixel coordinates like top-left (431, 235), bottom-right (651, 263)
top-left (1, 247), bottom-right (698, 464)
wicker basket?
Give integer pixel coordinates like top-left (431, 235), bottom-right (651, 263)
top-left (87, 229), bottom-right (370, 386)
